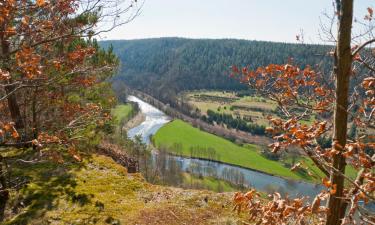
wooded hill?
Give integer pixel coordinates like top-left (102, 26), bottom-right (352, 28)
top-left (100, 38), bottom-right (332, 100)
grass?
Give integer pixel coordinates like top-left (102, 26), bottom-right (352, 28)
top-left (153, 119), bottom-right (311, 181)
top-left (4, 149), bottom-right (243, 224)
top-left (181, 173), bottom-right (239, 192)
top-left (282, 155), bottom-right (357, 184)
top-left (185, 91), bottom-right (278, 126)
top-left (111, 104), bottom-right (134, 126)
top-left (185, 90), bottom-right (317, 126)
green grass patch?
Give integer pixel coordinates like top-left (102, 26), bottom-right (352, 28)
top-left (152, 119), bottom-right (310, 181)
top-left (111, 104), bottom-right (133, 126)
top-left (181, 173), bottom-right (239, 192)
top-left (280, 153), bottom-right (357, 182)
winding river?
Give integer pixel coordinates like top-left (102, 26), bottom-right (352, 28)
top-left (127, 95), bottom-right (324, 198)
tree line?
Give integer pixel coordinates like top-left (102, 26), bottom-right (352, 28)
top-left (203, 109), bottom-right (266, 135)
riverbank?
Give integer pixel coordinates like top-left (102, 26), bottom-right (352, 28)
top-left (112, 104), bottom-right (134, 124)
top-left (123, 110), bottom-right (146, 131)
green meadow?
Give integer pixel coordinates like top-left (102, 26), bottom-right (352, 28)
top-left (152, 119), bottom-right (309, 181)
top-left (153, 120), bottom-right (357, 183)
top-left (111, 104), bottom-right (134, 126)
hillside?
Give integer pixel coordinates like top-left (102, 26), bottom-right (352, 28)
top-left (100, 38), bottom-right (331, 101)
top-left (3, 150), bottom-right (242, 225)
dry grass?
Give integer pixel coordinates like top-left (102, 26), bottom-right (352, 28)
top-left (4, 151), bottom-right (244, 225)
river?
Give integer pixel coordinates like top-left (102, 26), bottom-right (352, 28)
top-left (127, 95), bottom-right (324, 198)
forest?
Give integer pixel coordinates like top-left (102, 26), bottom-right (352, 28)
top-left (100, 38), bottom-right (332, 101)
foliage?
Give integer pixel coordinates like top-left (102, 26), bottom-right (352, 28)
top-left (0, 0), bottom-right (141, 221)
top-left (231, 2), bottom-right (375, 224)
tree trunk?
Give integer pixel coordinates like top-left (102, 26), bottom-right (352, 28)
top-left (0, 21), bottom-right (23, 223)
top-left (0, 156), bottom-right (9, 222)
top-left (1, 33), bottom-right (24, 130)
top-left (326, 1), bottom-right (353, 225)
top-left (4, 82), bottom-right (24, 130)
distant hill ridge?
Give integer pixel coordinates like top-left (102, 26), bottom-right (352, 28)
top-left (100, 37), bottom-right (331, 100)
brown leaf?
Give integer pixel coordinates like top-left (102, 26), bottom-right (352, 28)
top-left (368, 7), bottom-right (374, 18)
top-left (265, 127), bottom-right (274, 133)
top-left (11, 130), bottom-right (19, 139)
top-left (311, 196), bottom-right (321, 213)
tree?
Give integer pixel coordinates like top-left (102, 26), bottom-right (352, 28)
top-left (232, 1), bottom-right (374, 224)
top-left (0, 0), bottom-right (141, 221)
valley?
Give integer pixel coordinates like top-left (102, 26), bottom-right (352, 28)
top-left (124, 94), bottom-right (358, 194)
top-left (123, 96), bottom-right (325, 198)
top-left (2, 1), bottom-right (374, 224)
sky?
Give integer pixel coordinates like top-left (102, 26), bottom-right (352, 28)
top-left (100, 0), bottom-right (375, 44)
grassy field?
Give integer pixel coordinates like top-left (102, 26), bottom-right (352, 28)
top-left (184, 91), bottom-right (277, 126)
top-left (184, 90), bottom-right (314, 126)
top-left (153, 119), bottom-right (358, 183)
top-left (153, 119), bottom-right (312, 181)
top-left (111, 104), bottom-right (134, 126)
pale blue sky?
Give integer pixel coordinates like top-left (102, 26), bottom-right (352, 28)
top-left (101, 0), bottom-right (374, 43)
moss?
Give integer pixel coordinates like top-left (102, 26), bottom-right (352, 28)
top-left (5, 153), bottom-right (243, 224)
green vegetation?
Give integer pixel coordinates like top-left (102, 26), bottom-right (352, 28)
top-left (153, 119), bottom-right (310, 181)
top-left (111, 104), bottom-right (134, 125)
top-left (205, 109), bottom-right (266, 135)
top-left (153, 119), bottom-right (357, 183)
top-left (181, 173), bottom-right (239, 192)
top-left (4, 149), bottom-right (242, 224)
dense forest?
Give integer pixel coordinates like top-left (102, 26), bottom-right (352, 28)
top-left (100, 38), bottom-right (332, 101)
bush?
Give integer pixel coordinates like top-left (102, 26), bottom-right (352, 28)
top-left (260, 148), bottom-right (281, 161)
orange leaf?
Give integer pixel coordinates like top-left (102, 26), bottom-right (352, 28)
top-left (330, 184), bottom-right (337, 195)
top-left (3, 123), bottom-right (12, 131)
top-left (322, 178), bottom-right (331, 188)
top-left (36, 0), bottom-right (45, 6)
top-left (12, 130), bottom-right (19, 139)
